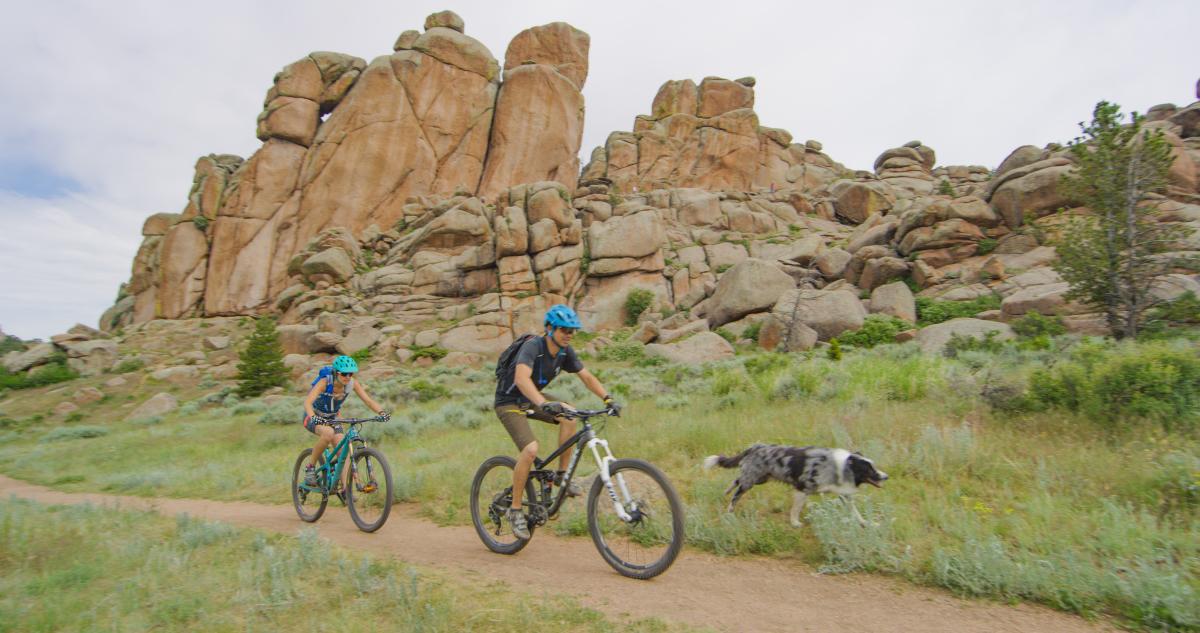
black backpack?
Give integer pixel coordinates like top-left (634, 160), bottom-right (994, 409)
top-left (495, 333), bottom-right (538, 384)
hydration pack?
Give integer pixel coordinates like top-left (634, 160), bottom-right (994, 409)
top-left (495, 334), bottom-right (538, 383)
top-left (311, 366), bottom-right (336, 395)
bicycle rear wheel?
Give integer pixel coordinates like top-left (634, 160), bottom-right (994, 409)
top-left (346, 446), bottom-right (393, 532)
top-left (587, 458), bottom-right (684, 579)
top-left (469, 456), bottom-right (537, 555)
top-left (291, 448), bottom-right (327, 522)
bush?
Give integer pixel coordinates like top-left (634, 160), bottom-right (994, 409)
top-left (976, 238), bottom-right (998, 255)
top-left (936, 179), bottom-right (955, 197)
top-left (944, 331), bottom-right (1007, 357)
top-left (410, 345), bottom-right (448, 361)
top-left (1028, 341), bottom-right (1200, 430)
top-left (624, 288), bottom-right (655, 326)
top-left (916, 295), bottom-right (1002, 326)
top-left (0, 360), bottom-right (79, 391)
top-left (1011, 310), bottom-right (1066, 339)
top-left (42, 426), bottom-right (109, 442)
top-left (235, 318), bottom-right (288, 398)
top-left (742, 322), bottom-right (762, 343)
top-left (0, 333), bottom-right (25, 356)
top-left (827, 339), bottom-right (842, 361)
top-left (112, 357), bottom-right (145, 374)
top-left (409, 379), bottom-right (450, 402)
top-left (714, 328), bottom-right (736, 344)
top-left (596, 340), bottom-right (645, 362)
top-left (836, 315), bottom-right (909, 349)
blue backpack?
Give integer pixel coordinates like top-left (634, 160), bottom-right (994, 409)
top-left (311, 366), bottom-right (337, 394)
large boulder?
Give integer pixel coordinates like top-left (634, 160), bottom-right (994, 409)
top-left (645, 331), bottom-right (734, 363)
top-left (2, 343), bottom-right (56, 373)
top-left (705, 259), bottom-right (796, 327)
top-left (987, 159), bottom-right (1075, 227)
top-left (869, 281), bottom-right (917, 322)
top-left (831, 180), bottom-right (895, 224)
top-left (127, 393), bottom-right (179, 421)
top-left (914, 318), bottom-right (1015, 355)
top-left (772, 289), bottom-right (866, 341)
top-left (588, 210), bottom-right (665, 259)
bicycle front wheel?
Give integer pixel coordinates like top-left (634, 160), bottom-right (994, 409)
top-left (291, 448), bottom-right (327, 522)
top-left (469, 456), bottom-right (537, 555)
top-left (587, 458), bottom-right (684, 579)
top-left (346, 446), bottom-right (393, 532)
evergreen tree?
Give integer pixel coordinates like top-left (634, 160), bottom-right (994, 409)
top-left (236, 317), bottom-right (288, 398)
top-left (1053, 101), bottom-right (1192, 339)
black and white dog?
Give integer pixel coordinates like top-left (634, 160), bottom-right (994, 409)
top-left (703, 444), bottom-right (888, 527)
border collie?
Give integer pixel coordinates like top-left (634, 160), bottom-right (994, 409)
top-left (703, 444), bottom-right (888, 527)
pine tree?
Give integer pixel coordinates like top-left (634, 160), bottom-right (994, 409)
top-left (1053, 101), bottom-right (1192, 339)
top-left (236, 317), bottom-right (288, 398)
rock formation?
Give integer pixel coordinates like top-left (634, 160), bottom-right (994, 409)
top-left (89, 16), bottom-right (1200, 369)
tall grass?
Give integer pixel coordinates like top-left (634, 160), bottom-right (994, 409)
top-left (0, 499), bottom-right (680, 632)
top-left (1, 336), bottom-right (1197, 629)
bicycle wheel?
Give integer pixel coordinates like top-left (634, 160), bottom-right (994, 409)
top-left (291, 448), bottom-right (327, 522)
top-left (469, 456), bottom-right (537, 555)
top-left (587, 458), bottom-right (684, 579)
top-left (346, 446), bottom-right (393, 532)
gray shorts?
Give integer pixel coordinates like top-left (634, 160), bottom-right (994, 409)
top-left (494, 392), bottom-right (564, 450)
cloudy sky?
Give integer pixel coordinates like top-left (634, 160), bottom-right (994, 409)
top-left (1, 0), bottom-right (1195, 340)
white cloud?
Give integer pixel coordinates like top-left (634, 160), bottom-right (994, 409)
top-left (0, 0), bottom-right (1196, 338)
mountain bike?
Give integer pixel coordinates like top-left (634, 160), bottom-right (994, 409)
top-left (470, 407), bottom-right (684, 579)
top-left (291, 415), bottom-right (393, 532)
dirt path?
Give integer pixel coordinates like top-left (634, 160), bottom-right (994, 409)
top-left (0, 475), bottom-right (1116, 633)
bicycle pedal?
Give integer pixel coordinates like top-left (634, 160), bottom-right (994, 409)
top-left (362, 484), bottom-right (377, 493)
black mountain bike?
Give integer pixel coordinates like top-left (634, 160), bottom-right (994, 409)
top-left (469, 407), bottom-right (684, 579)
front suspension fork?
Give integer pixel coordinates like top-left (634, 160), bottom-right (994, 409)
top-left (587, 437), bottom-right (634, 522)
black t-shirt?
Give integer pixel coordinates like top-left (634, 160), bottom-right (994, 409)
top-left (494, 335), bottom-right (584, 405)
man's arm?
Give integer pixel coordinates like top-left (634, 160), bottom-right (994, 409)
top-left (575, 368), bottom-right (609, 400)
top-left (513, 364), bottom-right (545, 408)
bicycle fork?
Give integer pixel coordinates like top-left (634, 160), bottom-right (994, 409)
top-left (587, 437), bottom-right (635, 522)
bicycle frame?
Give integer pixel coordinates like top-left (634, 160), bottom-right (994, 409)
top-left (527, 411), bottom-right (634, 524)
top-left (301, 418), bottom-right (377, 494)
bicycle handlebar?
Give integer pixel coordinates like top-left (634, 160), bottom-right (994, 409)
top-left (522, 406), bottom-right (619, 420)
top-left (317, 416), bottom-right (388, 424)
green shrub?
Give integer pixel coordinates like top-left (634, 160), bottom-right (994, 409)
top-left (596, 340), bottom-right (645, 362)
top-left (837, 315), bottom-right (909, 349)
top-left (349, 347), bottom-right (372, 363)
top-left (714, 328), bottom-right (736, 344)
top-left (0, 361), bottom-right (79, 390)
top-left (1029, 342), bottom-right (1200, 430)
top-left (1011, 310), bottom-right (1066, 338)
top-left (944, 331), bottom-right (1007, 357)
top-left (827, 339), bottom-right (842, 361)
top-left (410, 345), bottom-right (448, 361)
top-left (112, 357), bottom-right (145, 374)
top-left (0, 334), bottom-right (25, 355)
top-left (42, 426), bottom-right (109, 442)
top-left (936, 179), bottom-right (955, 197)
top-left (976, 238), bottom-right (998, 255)
top-left (191, 216), bottom-right (210, 231)
top-left (742, 322), bottom-right (763, 343)
top-left (235, 318), bottom-right (288, 398)
top-left (916, 295), bottom-right (1002, 326)
top-left (409, 379), bottom-right (450, 402)
top-left (624, 288), bottom-right (655, 326)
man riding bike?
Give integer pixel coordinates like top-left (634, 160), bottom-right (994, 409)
top-left (301, 354), bottom-right (390, 486)
top-left (493, 304), bottom-right (620, 540)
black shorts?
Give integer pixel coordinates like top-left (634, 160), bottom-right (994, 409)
top-left (303, 414), bottom-right (344, 435)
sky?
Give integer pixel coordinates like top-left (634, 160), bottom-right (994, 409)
top-left (0, 0), bottom-right (1196, 341)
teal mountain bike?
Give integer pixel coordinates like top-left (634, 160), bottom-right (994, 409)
top-left (291, 415), bottom-right (393, 532)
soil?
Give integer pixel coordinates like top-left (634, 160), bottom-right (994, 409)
top-left (0, 474), bottom-right (1118, 633)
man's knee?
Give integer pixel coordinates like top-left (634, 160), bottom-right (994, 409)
top-left (519, 440), bottom-right (539, 460)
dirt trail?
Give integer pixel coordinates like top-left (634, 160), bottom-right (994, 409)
top-left (0, 474), bottom-right (1116, 633)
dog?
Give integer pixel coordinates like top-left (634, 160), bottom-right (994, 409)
top-left (703, 444), bottom-right (888, 527)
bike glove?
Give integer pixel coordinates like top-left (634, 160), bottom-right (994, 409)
top-left (540, 401), bottom-right (566, 416)
top-left (603, 395), bottom-right (622, 416)
top-left (378, 410), bottom-right (391, 422)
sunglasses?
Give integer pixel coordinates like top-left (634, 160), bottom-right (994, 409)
top-left (558, 328), bottom-right (579, 335)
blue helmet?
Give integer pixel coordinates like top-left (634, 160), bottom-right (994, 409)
top-left (332, 355), bottom-right (359, 374)
top-left (544, 304), bottom-right (583, 330)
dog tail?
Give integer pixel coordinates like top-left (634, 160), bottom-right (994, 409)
top-left (703, 448), bottom-right (752, 470)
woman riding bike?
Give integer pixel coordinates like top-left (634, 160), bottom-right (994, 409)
top-left (301, 354), bottom-right (389, 486)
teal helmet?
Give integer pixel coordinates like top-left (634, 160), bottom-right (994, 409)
top-left (332, 355), bottom-right (358, 374)
top-left (544, 304), bottom-right (583, 330)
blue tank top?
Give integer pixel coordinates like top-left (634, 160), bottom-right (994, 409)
top-left (313, 377), bottom-right (353, 415)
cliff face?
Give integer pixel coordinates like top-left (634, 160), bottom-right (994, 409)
top-left (98, 10), bottom-right (1200, 361)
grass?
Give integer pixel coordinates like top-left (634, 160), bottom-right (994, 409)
top-left (0, 498), bottom-right (688, 632)
top-left (0, 337), bottom-right (1197, 630)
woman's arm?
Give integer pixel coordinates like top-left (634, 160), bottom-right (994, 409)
top-left (353, 380), bottom-right (385, 414)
